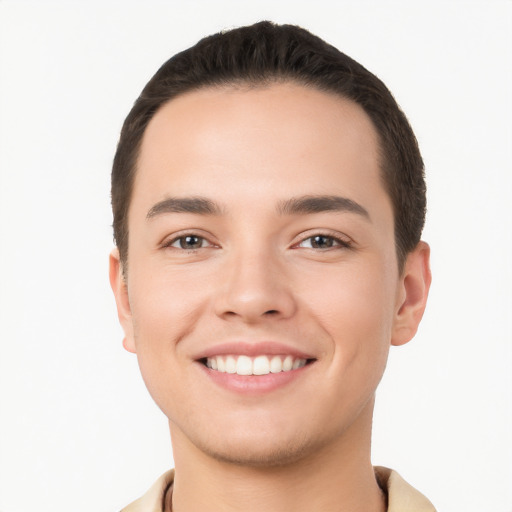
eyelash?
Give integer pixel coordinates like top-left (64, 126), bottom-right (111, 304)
top-left (162, 231), bottom-right (352, 253)
top-left (162, 233), bottom-right (215, 252)
top-left (294, 233), bottom-right (352, 250)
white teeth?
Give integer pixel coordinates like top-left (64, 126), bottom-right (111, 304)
top-left (226, 355), bottom-right (236, 374)
top-left (283, 355), bottom-right (293, 371)
top-left (236, 355), bottom-right (253, 375)
top-left (205, 355), bottom-right (309, 376)
top-left (270, 355), bottom-right (282, 373)
top-left (253, 355), bottom-right (270, 375)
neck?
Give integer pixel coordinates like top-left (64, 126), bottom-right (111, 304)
top-left (168, 400), bottom-right (386, 512)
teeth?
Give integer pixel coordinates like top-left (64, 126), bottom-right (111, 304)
top-left (283, 355), bottom-right (293, 371)
top-left (236, 355), bottom-right (253, 375)
top-left (205, 355), bottom-right (308, 376)
top-left (225, 356), bottom-right (236, 374)
top-left (253, 355), bottom-right (270, 375)
top-left (270, 355), bottom-right (282, 373)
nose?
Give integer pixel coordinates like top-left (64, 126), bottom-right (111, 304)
top-left (213, 247), bottom-right (297, 324)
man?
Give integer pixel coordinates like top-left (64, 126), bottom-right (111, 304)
top-left (110, 21), bottom-right (434, 511)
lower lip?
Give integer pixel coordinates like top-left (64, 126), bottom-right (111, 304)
top-left (197, 362), bottom-right (313, 395)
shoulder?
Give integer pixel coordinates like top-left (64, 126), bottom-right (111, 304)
top-left (375, 466), bottom-right (436, 512)
top-left (120, 469), bottom-right (174, 512)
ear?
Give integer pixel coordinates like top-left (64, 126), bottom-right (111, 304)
top-left (109, 248), bottom-right (136, 353)
top-left (391, 241), bottom-right (432, 346)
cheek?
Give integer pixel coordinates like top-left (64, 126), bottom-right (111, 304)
top-left (126, 267), bottom-right (211, 401)
top-left (307, 261), bottom-right (395, 328)
top-left (129, 264), bottom-right (209, 341)
top-left (304, 261), bottom-right (396, 372)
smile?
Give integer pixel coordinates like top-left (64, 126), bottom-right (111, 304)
top-left (204, 355), bottom-right (310, 376)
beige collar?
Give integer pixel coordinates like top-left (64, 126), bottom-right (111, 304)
top-left (121, 466), bottom-right (436, 512)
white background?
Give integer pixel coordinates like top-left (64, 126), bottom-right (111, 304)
top-left (0, 1), bottom-right (511, 511)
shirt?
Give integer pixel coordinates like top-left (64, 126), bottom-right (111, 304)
top-left (120, 466), bottom-right (436, 511)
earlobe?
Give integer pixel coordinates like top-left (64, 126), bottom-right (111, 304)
top-left (391, 241), bottom-right (432, 346)
top-left (109, 248), bottom-right (136, 353)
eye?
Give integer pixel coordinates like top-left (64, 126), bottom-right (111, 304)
top-left (167, 234), bottom-right (210, 250)
top-left (297, 234), bottom-right (351, 250)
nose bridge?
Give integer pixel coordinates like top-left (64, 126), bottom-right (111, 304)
top-left (215, 238), bottom-right (295, 322)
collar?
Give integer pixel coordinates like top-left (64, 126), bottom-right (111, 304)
top-left (121, 466), bottom-right (436, 511)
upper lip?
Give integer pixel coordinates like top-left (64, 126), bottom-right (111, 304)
top-left (193, 341), bottom-right (316, 360)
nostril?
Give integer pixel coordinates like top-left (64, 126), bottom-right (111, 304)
top-left (264, 310), bottom-right (279, 315)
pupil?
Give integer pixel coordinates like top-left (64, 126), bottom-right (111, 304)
top-left (313, 235), bottom-right (333, 248)
top-left (181, 235), bottom-right (201, 249)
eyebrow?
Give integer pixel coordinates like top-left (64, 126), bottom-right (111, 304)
top-left (277, 195), bottom-right (370, 220)
top-left (146, 196), bottom-right (223, 219)
top-left (146, 194), bottom-right (370, 220)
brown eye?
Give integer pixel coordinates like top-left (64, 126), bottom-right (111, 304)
top-left (309, 235), bottom-right (335, 249)
top-left (297, 234), bottom-right (351, 250)
top-left (170, 235), bottom-right (207, 250)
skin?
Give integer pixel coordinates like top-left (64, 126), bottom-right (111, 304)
top-left (110, 83), bottom-right (431, 512)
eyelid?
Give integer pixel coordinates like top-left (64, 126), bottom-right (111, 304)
top-left (160, 229), bottom-right (219, 250)
top-left (291, 229), bottom-right (354, 249)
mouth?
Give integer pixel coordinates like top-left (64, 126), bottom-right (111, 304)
top-left (200, 354), bottom-right (316, 376)
top-left (193, 342), bottom-right (317, 393)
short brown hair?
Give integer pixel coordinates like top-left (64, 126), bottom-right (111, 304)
top-left (112, 21), bottom-right (425, 272)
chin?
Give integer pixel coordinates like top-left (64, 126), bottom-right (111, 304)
top-left (195, 432), bottom-right (320, 468)
top-left (178, 412), bottom-right (338, 469)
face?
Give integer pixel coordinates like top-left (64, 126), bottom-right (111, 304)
top-left (111, 83), bottom-right (430, 466)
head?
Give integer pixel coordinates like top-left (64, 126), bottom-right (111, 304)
top-left (112, 21), bottom-right (425, 275)
top-left (109, 22), bottom-right (430, 468)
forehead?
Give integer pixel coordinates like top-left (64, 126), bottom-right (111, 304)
top-left (133, 82), bottom-right (388, 218)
